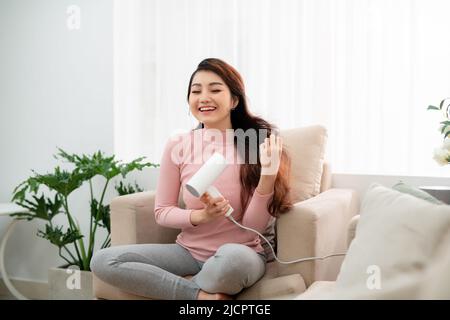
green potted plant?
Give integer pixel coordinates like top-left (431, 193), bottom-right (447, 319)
top-left (428, 98), bottom-right (450, 166)
top-left (10, 148), bottom-right (158, 299)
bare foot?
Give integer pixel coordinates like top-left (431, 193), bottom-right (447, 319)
top-left (197, 290), bottom-right (233, 300)
top-left (214, 293), bottom-right (234, 300)
top-left (184, 276), bottom-right (234, 300)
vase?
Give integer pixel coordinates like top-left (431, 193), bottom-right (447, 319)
top-left (48, 266), bottom-right (93, 300)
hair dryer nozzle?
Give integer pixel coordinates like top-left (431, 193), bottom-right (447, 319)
top-left (185, 153), bottom-right (228, 197)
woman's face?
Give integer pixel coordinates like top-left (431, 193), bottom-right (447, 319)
top-left (188, 70), bottom-right (238, 130)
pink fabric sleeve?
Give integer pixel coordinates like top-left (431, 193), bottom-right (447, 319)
top-left (241, 189), bottom-right (275, 233)
top-left (154, 138), bottom-right (195, 229)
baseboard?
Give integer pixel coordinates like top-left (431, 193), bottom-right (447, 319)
top-left (0, 277), bottom-right (48, 300)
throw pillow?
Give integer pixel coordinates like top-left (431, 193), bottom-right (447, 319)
top-left (392, 181), bottom-right (444, 205)
top-left (333, 183), bottom-right (450, 298)
top-left (418, 228), bottom-right (450, 299)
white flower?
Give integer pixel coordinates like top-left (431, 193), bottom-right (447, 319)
top-left (433, 147), bottom-right (450, 166)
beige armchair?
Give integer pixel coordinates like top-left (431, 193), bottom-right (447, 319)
top-left (93, 125), bottom-right (360, 300)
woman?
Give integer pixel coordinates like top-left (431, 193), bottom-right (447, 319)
top-left (91, 58), bottom-right (292, 300)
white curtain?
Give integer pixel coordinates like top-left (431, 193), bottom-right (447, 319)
top-left (114, 0), bottom-right (450, 177)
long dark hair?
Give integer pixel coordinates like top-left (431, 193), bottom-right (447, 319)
top-left (187, 58), bottom-right (292, 217)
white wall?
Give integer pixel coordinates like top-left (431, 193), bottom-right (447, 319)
top-left (0, 0), bottom-right (117, 282)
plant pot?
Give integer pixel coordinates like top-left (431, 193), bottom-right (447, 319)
top-left (48, 267), bottom-right (93, 300)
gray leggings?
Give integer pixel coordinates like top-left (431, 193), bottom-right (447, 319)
top-left (90, 243), bottom-right (266, 300)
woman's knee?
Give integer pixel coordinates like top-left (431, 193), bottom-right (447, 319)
top-left (196, 244), bottom-right (265, 294)
top-left (90, 247), bottom-right (116, 276)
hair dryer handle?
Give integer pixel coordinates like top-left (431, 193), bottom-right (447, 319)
top-left (206, 186), bottom-right (234, 217)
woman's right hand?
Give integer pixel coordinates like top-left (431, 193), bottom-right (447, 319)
top-left (190, 193), bottom-right (231, 226)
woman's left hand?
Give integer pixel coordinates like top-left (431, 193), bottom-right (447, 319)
top-left (259, 133), bottom-right (283, 176)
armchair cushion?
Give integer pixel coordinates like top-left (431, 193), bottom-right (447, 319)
top-left (281, 125), bottom-right (328, 203)
top-left (334, 183), bottom-right (450, 296)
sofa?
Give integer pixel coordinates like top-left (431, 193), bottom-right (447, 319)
top-left (92, 125), bottom-right (360, 300)
top-left (296, 183), bottom-right (450, 299)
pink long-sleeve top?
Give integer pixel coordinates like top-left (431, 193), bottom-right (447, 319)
top-left (154, 128), bottom-right (274, 262)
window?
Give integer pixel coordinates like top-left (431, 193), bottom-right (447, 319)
top-left (114, 0), bottom-right (450, 177)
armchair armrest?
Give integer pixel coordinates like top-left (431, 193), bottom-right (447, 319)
top-left (276, 188), bottom-right (359, 287)
top-left (110, 191), bottom-right (180, 246)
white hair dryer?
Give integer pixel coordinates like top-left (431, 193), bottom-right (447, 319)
top-left (185, 152), bottom-right (234, 217)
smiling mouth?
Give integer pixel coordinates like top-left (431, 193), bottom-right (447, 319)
top-left (198, 106), bottom-right (217, 112)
